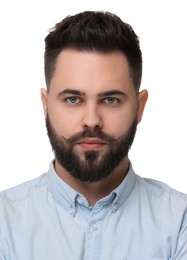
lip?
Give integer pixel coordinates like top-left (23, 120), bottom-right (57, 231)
top-left (77, 138), bottom-right (106, 150)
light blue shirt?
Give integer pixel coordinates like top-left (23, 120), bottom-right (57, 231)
top-left (0, 162), bottom-right (187, 260)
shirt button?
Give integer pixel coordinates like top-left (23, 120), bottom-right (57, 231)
top-left (69, 206), bottom-right (75, 216)
top-left (77, 196), bottom-right (84, 204)
top-left (112, 203), bottom-right (118, 213)
top-left (92, 222), bottom-right (98, 231)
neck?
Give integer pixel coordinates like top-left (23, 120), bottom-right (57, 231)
top-left (54, 157), bottom-right (129, 206)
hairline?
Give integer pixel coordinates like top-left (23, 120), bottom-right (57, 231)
top-left (46, 47), bottom-right (139, 93)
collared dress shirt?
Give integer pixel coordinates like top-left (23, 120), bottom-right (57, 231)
top-left (0, 162), bottom-right (187, 260)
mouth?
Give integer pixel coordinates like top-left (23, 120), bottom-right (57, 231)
top-left (76, 138), bottom-right (106, 150)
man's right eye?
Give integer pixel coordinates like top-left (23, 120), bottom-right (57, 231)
top-left (66, 97), bottom-right (80, 104)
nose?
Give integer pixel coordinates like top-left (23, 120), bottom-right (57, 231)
top-left (81, 103), bottom-right (103, 129)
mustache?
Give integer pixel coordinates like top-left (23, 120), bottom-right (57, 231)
top-left (62, 128), bottom-right (118, 144)
top-left (46, 114), bottom-right (117, 144)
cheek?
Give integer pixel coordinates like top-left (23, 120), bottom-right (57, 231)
top-left (47, 105), bottom-right (81, 139)
top-left (104, 109), bottom-right (137, 138)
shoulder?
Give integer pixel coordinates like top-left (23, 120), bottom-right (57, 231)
top-left (137, 175), bottom-right (187, 200)
top-left (0, 173), bottom-right (47, 205)
top-left (135, 175), bottom-right (187, 233)
top-left (136, 175), bottom-right (187, 224)
top-left (134, 174), bottom-right (187, 216)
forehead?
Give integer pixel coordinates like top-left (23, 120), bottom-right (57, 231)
top-left (50, 49), bottom-right (134, 94)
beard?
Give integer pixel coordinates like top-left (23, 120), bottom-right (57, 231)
top-left (46, 113), bottom-right (137, 183)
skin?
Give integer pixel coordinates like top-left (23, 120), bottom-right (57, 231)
top-left (41, 49), bottom-right (148, 206)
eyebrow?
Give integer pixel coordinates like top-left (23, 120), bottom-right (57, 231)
top-left (98, 90), bottom-right (127, 97)
top-left (57, 89), bottom-right (86, 97)
top-left (57, 88), bottom-right (127, 97)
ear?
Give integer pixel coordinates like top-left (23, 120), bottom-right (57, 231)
top-left (41, 88), bottom-right (48, 117)
top-left (137, 89), bottom-right (148, 123)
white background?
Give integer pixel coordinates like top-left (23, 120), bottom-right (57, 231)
top-left (0, 0), bottom-right (187, 192)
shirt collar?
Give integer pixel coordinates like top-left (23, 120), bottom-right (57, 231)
top-left (46, 161), bottom-right (137, 213)
top-left (46, 162), bottom-right (78, 214)
top-left (112, 162), bottom-right (137, 208)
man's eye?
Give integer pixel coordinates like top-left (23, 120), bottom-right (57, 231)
top-left (104, 97), bottom-right (119, 104)
top-left (66, 97), bottom-right (80, 104)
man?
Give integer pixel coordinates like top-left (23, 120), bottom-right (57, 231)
top-left (0, 11), bottom-right (187, 260)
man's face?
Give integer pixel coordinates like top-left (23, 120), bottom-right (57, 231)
top-left (41, 50), bottom-right (148, 182)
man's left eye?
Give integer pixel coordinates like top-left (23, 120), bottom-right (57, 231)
top-left (104, 97), bottom-right (119, 104)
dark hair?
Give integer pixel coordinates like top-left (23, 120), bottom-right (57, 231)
top-left (44, 11), bottom-right (142, 91)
